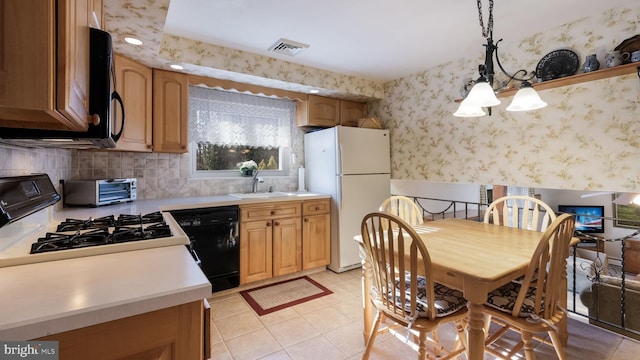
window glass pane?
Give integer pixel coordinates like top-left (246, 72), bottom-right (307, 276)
top-left (196, 143), bottom-right (280, 171)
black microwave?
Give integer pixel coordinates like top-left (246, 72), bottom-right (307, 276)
top-left (0, 28), bottom-right (125, 149)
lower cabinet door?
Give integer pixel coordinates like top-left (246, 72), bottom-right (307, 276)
top-left (240, 220), bottom-right (273, 284)
top-left (302, 213), bottom-right (331, 269)
top-left (272, 216), bottom-right (302, 276)
top-left (35, 301), bottom-right (205, 360)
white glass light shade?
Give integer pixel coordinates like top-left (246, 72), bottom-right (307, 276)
top-left (453, 98), bottom-right (486, 117)
top-left (465, 81), bottom-right (501, 107)
top-left (506, 86), bottom-right (547, 112)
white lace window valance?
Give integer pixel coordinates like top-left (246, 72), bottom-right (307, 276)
top-left (189, 86), bottom-right (295, 148)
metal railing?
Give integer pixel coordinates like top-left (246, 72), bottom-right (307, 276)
top-left (566, 216), bottom-right (640, 340)
top-left (398, 195), bottom-right (488, 221)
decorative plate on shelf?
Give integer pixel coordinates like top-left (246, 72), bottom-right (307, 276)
top-left (535, 49), bottom-right (580, 82)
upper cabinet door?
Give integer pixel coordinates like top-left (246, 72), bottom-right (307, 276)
top-left (57, 0), bottom-right (92, 129)
top-left (296, 95), bottom-right (339, 127)
top-left (152, 69), bottom-right (189, 153)
top-left (0, 0), bottom-right (56, 123)
top-left (113, 54), bottom-right (153, 152)
top-left (0, 0), bottom-right (94, 131)
top-left (339, 100), bottom-right (367, 127)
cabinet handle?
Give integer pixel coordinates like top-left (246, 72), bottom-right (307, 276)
top-left (315, 206), bottom-right (320, 210)
top-left (266, 222), bottom-right (271, 227)
top-left (274, 221), bottom-right (280, 226)
top-left (270, 210), bottom-right (276, 215)
top-left (90, 114), bottom-right (100, 126)
top-left (304, 218), bottom-right (309, 222)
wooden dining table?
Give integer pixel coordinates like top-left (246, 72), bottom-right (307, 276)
top-left (354, 218), bottom-right (575, 360)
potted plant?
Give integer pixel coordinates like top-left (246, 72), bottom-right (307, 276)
top-left (238, 160), bottom-right (258, 176)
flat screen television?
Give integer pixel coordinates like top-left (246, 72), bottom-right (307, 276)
top-left (557, 205), bottom-right (605, 233)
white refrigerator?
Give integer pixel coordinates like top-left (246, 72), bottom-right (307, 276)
top-left (304, 126), bottom-right (391, 272)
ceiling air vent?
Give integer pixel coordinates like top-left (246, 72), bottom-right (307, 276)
top-left (268, 38), bottom-right (309, 56)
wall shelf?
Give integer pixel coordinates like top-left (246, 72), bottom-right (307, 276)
top-left (455, 62), bottom-right (640, 102)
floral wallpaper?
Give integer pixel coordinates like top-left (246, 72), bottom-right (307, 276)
top-left (371, 6), bottom-right (640, 193)
top-left (159, 34), bottom-right (384, 100)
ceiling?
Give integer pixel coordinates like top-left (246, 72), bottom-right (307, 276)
top-left (106, 0), bottom-right (631, 89)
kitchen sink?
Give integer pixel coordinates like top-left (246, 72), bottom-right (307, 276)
top-left (228, 191), bottom-right (295, 199)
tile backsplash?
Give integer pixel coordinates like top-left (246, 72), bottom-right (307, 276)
top-left (74, 150), bottom-right (299, 200)
top-left (0, 145), bottom-right (299, 202)
top-left (0, 145), bottom-right (76, 210)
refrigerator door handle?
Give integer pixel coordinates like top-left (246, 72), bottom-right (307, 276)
top-left (337, 143), bottom-right (344, 175)
top-left (337, 178), bottom-right (343, 213)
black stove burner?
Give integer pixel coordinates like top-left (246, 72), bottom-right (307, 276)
top-left (56, 215), bottom-right (116, 231)
top-left (115, 211), bottom-right (164, 226)
top-left (111, 222), bottom-right (172, 243)
top-left (30, 212), bottom-right (173, 254)
top-left (31, 229), bottom-right (111, 253)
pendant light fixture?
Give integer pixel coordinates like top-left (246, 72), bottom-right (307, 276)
top-left (454, 0), bottom-right (547, 117)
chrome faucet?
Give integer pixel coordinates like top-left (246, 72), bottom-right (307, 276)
top-left (252, 171), bottom-right (264, 193)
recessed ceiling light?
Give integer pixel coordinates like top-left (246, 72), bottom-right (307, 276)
top-left (124, 37), bottom-right (143, 46)
top-left (309, 89), bottom-right (319, 94)
top-left (170, 64), bottom-right (184, 70)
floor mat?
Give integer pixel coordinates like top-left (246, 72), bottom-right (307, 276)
top-left (239, 276), bottom-right (333, 316)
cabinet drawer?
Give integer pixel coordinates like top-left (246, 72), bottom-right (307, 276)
top-left (241, 202), bottom-right (301, 221)
top-left (303, 199), bottom-right (331, 216)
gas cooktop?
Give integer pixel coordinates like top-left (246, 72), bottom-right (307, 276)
top-left (0, 174), bottom-right (189, 268)
top-left (30, 212), bottom-right (172, 254)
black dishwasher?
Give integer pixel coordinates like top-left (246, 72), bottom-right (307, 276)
top-left (170, 206), bottom-right (239, 292)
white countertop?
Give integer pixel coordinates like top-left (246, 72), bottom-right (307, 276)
top-left (0, 245), bottom-right (211, 340)
top-left (53, 191), bottom-right (330, 219)
top-left (0, 192), bottom-right (329, 340)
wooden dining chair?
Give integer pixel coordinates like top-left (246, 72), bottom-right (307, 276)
top-left (483, 196), bottom-right (558, 336)
top-left (484, 195), bottom-right (556, 232)
top-left (360, 212), bottom-right (468, 360)
top-left (379, 196), bottom-right (445, 354)
top-left (482, 213), bottom-right (576, 360)
top-left (379, 195), bottom-right (424, 225)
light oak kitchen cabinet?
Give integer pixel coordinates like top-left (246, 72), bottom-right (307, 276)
top-left (339, 99), bottom-right (368, 127)
top-left (296, 95), bottom-right (339, 127)
top-left (0, 0), bottom-right (102, 131)
top-left (296, 94), bottom-right (367, 128)
top-left (302, 199), bottom-right (331, 269)
top-left (36, 300), bottom-right (210, 360)
top-left (113, 54), bottom-right (153, 151)
top-left (240, 202), bottom-right (302, 284)
top-left (152, 69), bottom-right (189, 153)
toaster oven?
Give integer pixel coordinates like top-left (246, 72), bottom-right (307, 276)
top-left (63, 178), bottom-right (137, 207)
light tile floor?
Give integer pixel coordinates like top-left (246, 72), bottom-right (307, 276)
top-left (207, 269), bottom-right (640, 360)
